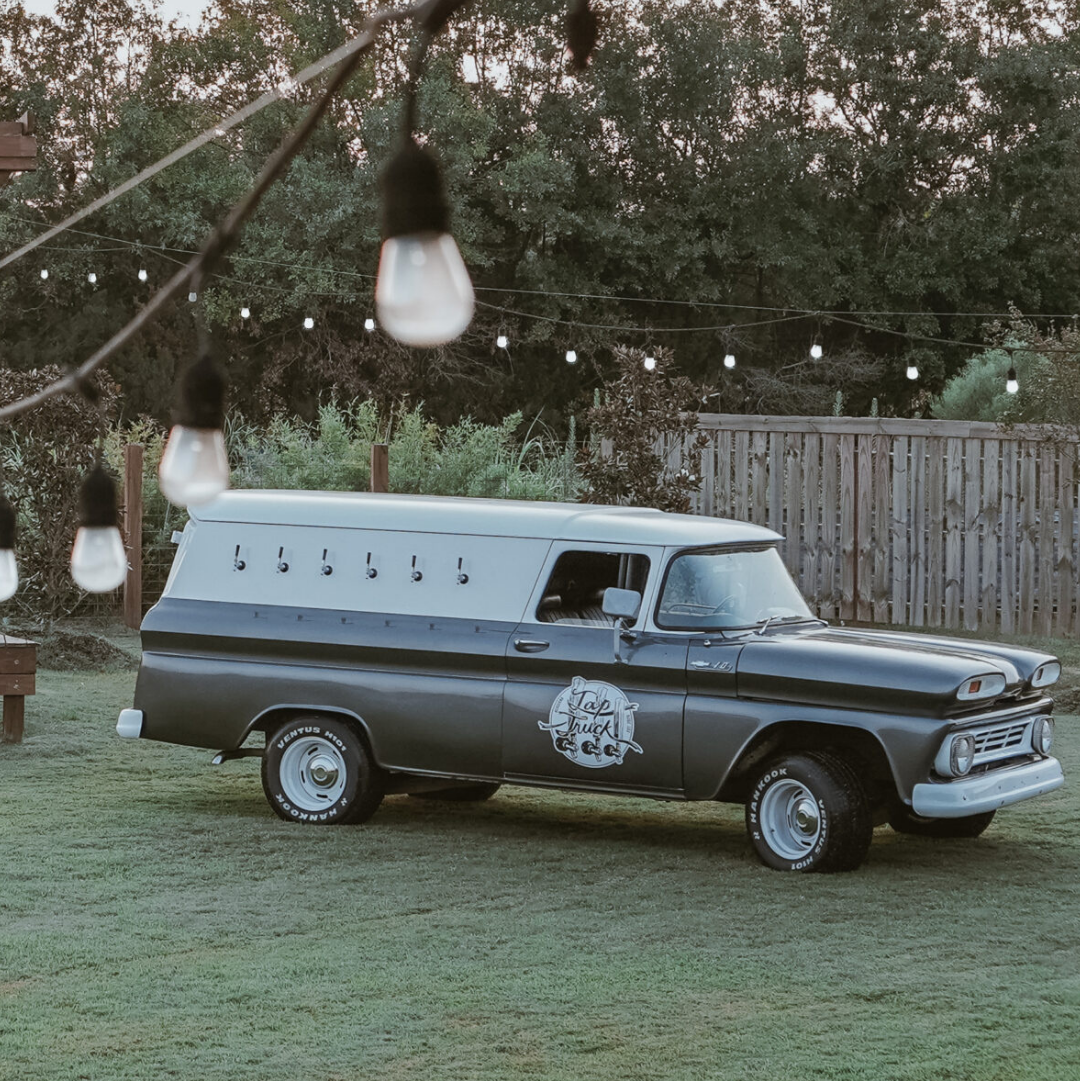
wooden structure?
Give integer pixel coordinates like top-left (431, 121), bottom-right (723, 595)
top-left (123, 443), bottom-right (144, 629)
top-left (682, 414), bottom-right (1080, 635)
top-left (0, 112), bottom-right (37, 183)
top-left (0, 635), bottom-right (37, 744)
top-left (370, 443), bottom-right (389, 493)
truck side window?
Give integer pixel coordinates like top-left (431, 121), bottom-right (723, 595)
top-left (536, 550), bottom-right (650, 626)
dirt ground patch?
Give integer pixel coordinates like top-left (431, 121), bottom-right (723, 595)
top-left (3, 624), bottom-right (138, 672)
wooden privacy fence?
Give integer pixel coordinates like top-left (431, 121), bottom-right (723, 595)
top-left (683, 415), bottom-right (1080, 636)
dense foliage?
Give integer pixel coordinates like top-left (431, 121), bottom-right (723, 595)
top-left (0, 367), bottom-right (120, 622)
top-left (3, 0), bottom-right (1080, 426)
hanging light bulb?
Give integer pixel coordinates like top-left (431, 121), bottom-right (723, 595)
top-left (71, 464), bottom-right (128, 592)
top-left (303, 316), bottom-right (315, 330)
top-left (159, 353), bottom-right (230, 508)
top-left (40, 268), bottom-right (49, 280)
top-left (644, 355), bottom-right (657, 371)
top-left (240, 306), bottom-right (250, 320)
top-left (906, 363), bottom-right (919, 380)
top-left (138, 268), bottom-right (148, 282)
top-left (565, 349), bottom-right (578, 365)
top-left (87, 272), bottom-right (97, 285)
top-left (810, 343), bottom-right (823, 361)
top-left (723, 353), bottom-right (736, 370)
top-left (188, 291), bottom-right (198, 303)
top-left (364, 317), bottom-right (376, 332)
top-left (375, 139), bottom-right (474, 346)
top-left (0, 490), bottom-right (18, 602)
top-left (1006, 368), bottom-right (1019, 394)
top-left (496, 334), bottom-right (509, 350)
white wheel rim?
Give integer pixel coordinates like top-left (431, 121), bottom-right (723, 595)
top-left (759, 779), bottom-right (821, 860)
top-left (279, 737), bottom-right (348, 811)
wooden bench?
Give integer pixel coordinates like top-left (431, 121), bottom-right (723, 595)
top-left (0, 635), bottom-right (36, 744)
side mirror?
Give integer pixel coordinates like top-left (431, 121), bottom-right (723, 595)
top-left (603, 588), bottom-right (641, 664)
top-left (602, 587), bottom-right (641, 622)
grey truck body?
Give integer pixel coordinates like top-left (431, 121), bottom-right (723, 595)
top-left (125, 491), bottom-right (1064, 819)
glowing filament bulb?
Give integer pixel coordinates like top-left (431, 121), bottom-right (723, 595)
top-left (723, 354), bottom-right (736, 369)
top-left (810, 344), bottom-right (823, 360)
top-left (138, 269), bottom-right (148, 282)
top-left (644, 356), bottom-right (657, 371)
top-left (565, 350), bottom-right (578, 364)
top-left (365, 318), bottom-right (376, 332)
top-left (497, 334), bottom-right (509, 349)
top-left (906, 364), bottom-right (919, 381)
top-left (87, 273), bottom-right (97, 285)
top-left (1006, 368), bottom-right (1019, 394)
top-left (303, 317), bottom-right (314, 330)
top-left (240, 307), bottom-right (250, 320)
top-left (40, 269), bottom-right (49, 280)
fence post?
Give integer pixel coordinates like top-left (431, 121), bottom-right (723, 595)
top-left (370, 443), bottom-right (389, 493)
top-left (123, 443), bottom-right (144, 629)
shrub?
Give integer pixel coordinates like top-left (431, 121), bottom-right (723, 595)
top-left (580, 346), bottom-right (707, 513)
top-left (0, 367), bottom-right (119, 626)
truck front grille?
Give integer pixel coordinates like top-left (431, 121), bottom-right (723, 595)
top-left (970, 719), bottom-right (1034, 767)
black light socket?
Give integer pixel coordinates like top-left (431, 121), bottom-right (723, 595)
top-left (380, 140), bottom-right (450, 240)
top-left (78, 464), bottom-right (119, 529)
top-left (0, 491), bottom-right (16, 550)
top-left (1007, 367), bottom-right (1018, 382)
top-left (567, 0), bottom-right (599, 72)
top-left (176, 352), bottom-right (227, 430)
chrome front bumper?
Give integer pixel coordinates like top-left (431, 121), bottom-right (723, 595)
top-left (912, 757), bottom-right (1064, 818)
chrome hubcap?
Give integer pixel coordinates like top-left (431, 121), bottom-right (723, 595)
top-left (759, 779), bottom-right (822, 861)
top-left (279, 737), bottom-right (348, 811)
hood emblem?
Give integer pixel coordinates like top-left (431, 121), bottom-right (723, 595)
top-left (539, 676), bottom-right (643, 769)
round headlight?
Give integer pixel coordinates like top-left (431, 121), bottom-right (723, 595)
top-left (1032, 716), bottom-right (1055, 755)
top-left (950, 733), bottom-right (976, 777)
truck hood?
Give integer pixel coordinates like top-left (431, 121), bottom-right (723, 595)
top-left (734, 625), bottom-right (1057, 716)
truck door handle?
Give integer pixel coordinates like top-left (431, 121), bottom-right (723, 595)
top-left (514, 638), bottom-right (550, 653)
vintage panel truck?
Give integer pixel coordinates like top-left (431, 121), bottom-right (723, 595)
top-left (117, 491), bottom-right (1064, 872)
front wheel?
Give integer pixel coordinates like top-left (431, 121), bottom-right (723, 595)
top-left (746, 751), bottom-right (872, 872)
top-left (262, 716), bottom-right (383, 825)
top-left (888, 807), bottom-right (995, 838)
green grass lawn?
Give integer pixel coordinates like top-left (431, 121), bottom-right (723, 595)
top-left (1, 661), bottom-right (1078, 1081)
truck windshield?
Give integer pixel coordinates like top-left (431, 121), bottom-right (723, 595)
top-left (656, 546), bottom-right (814, 631)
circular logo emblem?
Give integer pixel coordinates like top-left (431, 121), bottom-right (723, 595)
top-left (539, 676), bottom-right (643, 769)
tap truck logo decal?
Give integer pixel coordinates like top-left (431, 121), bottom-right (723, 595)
top-left (539, 676), bottom-right (643, 768)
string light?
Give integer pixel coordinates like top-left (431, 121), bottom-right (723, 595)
top-left (496, 334), bottom-right (509, 349)
top-left (644, 355), bottom-right (657, 371)
top-left (0, 491), bottom-right (18, 602)
top-left (188, 291), bottom-right (198, 303)
top-left (40, 269), bottom-right (49, 280)
top-left (303, 316), bottom-right (315, 329)
top-left (723, 353), bottom-right (736, 369)
top-left (138, 268), bottom-right (148, 282)
top-left (87, 272), bottom-right (97, 284)
top-left (240, 306), bottom-right (250, 320)
top-left (1006, 368), bottom-right (1019, 394)
top-left (364, 317), bottom-right (376, 332)
top-left (906, 363), bottom-right (919, 380)
top-left (159, 352), bottom-right (230, 507)
top-left (565, 349), bottom-right (577, 364)
top-left (70, 464), bottom-right (128, 592)
top-left (810, 343), bottom-right (823, 361)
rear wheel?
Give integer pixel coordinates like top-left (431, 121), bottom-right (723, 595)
top-left (410, 782), bottom-right (501, 802)
top-left (888, 807), bottom-right (995, 838)
top-left (746, 751), bottom-right (872, 872)
top-left (262, 716), bottom-right (383, 825)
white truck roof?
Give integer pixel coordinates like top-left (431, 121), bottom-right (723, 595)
top-left (192, 491), bottom-right (781, 547)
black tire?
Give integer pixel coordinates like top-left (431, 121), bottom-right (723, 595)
top-left (410, 783), bottom-right (501, 802)
top-left (888, 806), bottom-right (996, 838)
top-left (262, 716), bottom-right (383, 825)
top-left (746, 751), bottom-right (873, 873)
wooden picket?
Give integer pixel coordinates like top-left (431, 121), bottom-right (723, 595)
top-left (686, 415), bottom-right (1080, 634)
